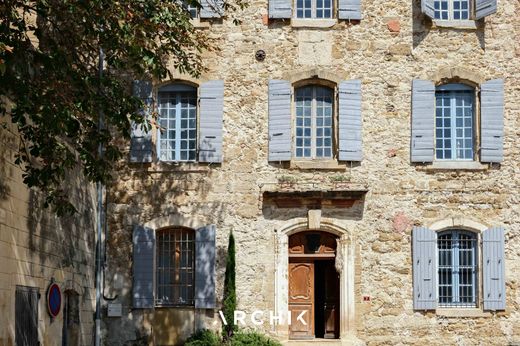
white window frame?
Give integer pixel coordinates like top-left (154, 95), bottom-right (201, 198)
top-left (294, 0), bottom-right (334, 19)
top-left (434, 0), bottom-right (473, 21)
top-left (157, 84), bottom-right (198, 163)
top-left (437, 229), bottom-right (479, 308)
top-left (293, 85), bottom-right (335, 160)
top-left (435, 83), bottom-right (476, 162)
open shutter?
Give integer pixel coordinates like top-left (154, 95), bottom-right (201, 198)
top-left (199, 80), bottom-right (224, 163)
top-left (130, 80), bottom-right (153, 163)
top-left (421, 0), bottom-right (435, 18)
top-left (483, 227), bottom-right (506, 310)
top-left (269, 0), bottom-right (292, 18)
top-left (412, 227), bottom-right (437, 310)
top-left (475, 0), bottom-right (497, 20)
top-left (480, 79), bottom-right (504, 163)
top-left (338, 80), bottom-right (362, 161)
top-left (195, 225), bottom-right (216, 309)
top-left (200, 0), bottom-right (223, 18)
top-left (268, 80), bottom-right (292, 161)
top-left (411, 80), bottom-right (435, 163)
top-left (338, 0), bottom-right (362, 20)
top-left (133, 225), bottom-right (155, 308)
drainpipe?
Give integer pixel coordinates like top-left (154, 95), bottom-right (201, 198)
top-left (95, 46), bottom-right (105, 346)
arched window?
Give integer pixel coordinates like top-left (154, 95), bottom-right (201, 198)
top-left (435, 83), bottom-right (475, 160)
top-left (155, 227), bottom-right (195, 306)
top-left (437, 230), bottom-right (477, 307)
top-left (157, 84), bottom-right (198, 162)
top-left (294, 85), bottom-right (334, 159)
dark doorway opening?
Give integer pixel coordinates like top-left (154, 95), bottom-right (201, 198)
top-left (314, 260), bottom-right (340, 339)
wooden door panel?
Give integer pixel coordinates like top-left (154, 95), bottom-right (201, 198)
top-left (324, 261), bottom-right (340, 339)
top-left (289, 262), bottom-right (314, 339)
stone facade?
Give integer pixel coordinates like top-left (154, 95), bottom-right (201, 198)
top-left (104, 0), bottom-right (520, 345)
top-left (0, 120), bottom-right (97, 345)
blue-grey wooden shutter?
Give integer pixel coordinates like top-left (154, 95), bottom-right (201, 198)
top-left (195, 225), bottom-right (216, 309)
top-left (475, 0), bottom-right (497, 20)
top-left (483, 226), bottom-right (506, 311)
top-left (268, 80), bottom-right (292, 161)
top-left (480, 79), bottom-right (504, 163)
top-left (199, 80), bottom-right (224, 163)
top-left (412, 227), bottom-right (437, 310)
top-left (411, 80), bottom-right (435, 163)
top-left (338, 80), bottom-right (362, 161)
top-left (130, 80), bottom-right (153, 163)
top-left (421, 0), bottom-right (435, 18)
top-left (133, 225), bottom-right (155, 308)
top-left (269, 0), bottom-right (292, 18)
top-left (200, 0), bottom-right (223, 18)
top-left (338, 0), bottom-right (362, 20)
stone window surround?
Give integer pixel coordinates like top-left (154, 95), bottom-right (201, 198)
top-left (281, 69), bottom-right (356, 170)
top-left (419, 67), bottom-right (493, 171)
top-left (427, 217), bottom-right (499, 317)
top-left (273, 212), bottom-right (362, 343)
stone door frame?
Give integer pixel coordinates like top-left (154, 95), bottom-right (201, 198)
top-left (274, 214), bottom-right (358, 342)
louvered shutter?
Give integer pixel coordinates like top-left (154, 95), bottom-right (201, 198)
top-left (483, 227), bottom-right (506, 310)
top-left (421, 0), bottom-right (435, 18)
top-left (269, 0), bottom-right (292, 19)
top-left (195, 225), bottom-right (216, 309)
top-left (412, 227), bottom-right (437, 310)
top-left (200, 0), bottom-right (223, 18)
top-left (133, 225), bottom-right (155, 309)
top-left (130, 80), bottom-right (153, 163)
top-left (480, 79), bottom-right (504, 163)
top-left (268, 80), bottom-right (292, 161)
top-left (411, 80), bottom-right (435, 163)
top-left (475, 0), bottom-right (497, 20)
top-left (338, 0), bottom-right (362, 20)
top-left (199, 80), bottom-right (224, 163)
top-left (338, 80), bottom-right (362, 161)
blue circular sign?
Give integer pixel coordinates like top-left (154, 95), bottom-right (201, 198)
top-left (47, 283), bottom-right (61, 317)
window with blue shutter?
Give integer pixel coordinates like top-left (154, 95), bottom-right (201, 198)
top-left (421, 0), bottom-right (497, 21)
top-left (411, 78), bottom-right (504, 165)
top-left (413, 225), bottom-right (507, 311)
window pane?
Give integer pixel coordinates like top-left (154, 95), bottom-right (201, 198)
top-left (295, 87), bottom-right (313, 158)
top-left (315, 87), bottom-right (333, 158)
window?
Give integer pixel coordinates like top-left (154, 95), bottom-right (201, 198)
top-left (434, 0), bottom-right (471, 20)
top-left (438, 230), bottom-right (477, 307)
top-left (294, 85), bottom-right (334, 159)
top-left (184, 3), bottom-right (198, 18)
top-left (155, 228), bottom-right (195, 306)
top-left (157, 84), bottom-right (197, 162)
top-left (296, 0), bottom-right (333, 18)
top-left (435, 84), bottom-right (474, 161)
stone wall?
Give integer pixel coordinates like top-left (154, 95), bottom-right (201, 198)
top-left (0, 119), bottom-right (97, 346)
top-left (104, 0), bottom-right (520, 344)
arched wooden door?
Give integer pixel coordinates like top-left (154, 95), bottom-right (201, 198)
top-left (288, 231), bottom-right (340, 339)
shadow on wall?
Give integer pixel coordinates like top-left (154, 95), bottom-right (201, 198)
top-left (412, 0), bottom-right (486, 50)
top-left (0, 126), bottom-right (12, 200)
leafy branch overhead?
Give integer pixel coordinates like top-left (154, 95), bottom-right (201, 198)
top-left (0, 0), bottom-right (245, 215)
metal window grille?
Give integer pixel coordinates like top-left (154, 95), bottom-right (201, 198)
top-left (295, 86), bottom-right (334, 159)
top-left (158, 90), bottom-right (197, 162)
top-left (296, 0), bottom-right (332, 18)
top-left (156, 228), bottom-right (195, 306)
top-left (434, 0), bottom-right (470, 20)
top-left (438, 230), bottom-right (478, 308)
top-left (435, 86), bottom-right (474, 160)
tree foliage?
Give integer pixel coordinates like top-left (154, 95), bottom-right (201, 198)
top-left (222, 230), bottom-right (236, 340)
top-left (0, 0), bottom-right (243, 214)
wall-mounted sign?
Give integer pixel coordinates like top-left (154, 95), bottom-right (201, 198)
top-left (47, 281), bottom-right (62, 318)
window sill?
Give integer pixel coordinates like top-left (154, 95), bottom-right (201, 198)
top-left (436, 308), bottom-right (492, 318)
top-left (148, 160), bottom-right (211, 173)
top-left (432, 19), bottom-right (479, 30)
top-left (190, 19), bottom-right (211, 28)
top-left (422, 161), bottom-right (488, 171)
top-left (290, 159), bottom-right (346, 170)
top-left (291, 18), bottom-right (337, 28)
